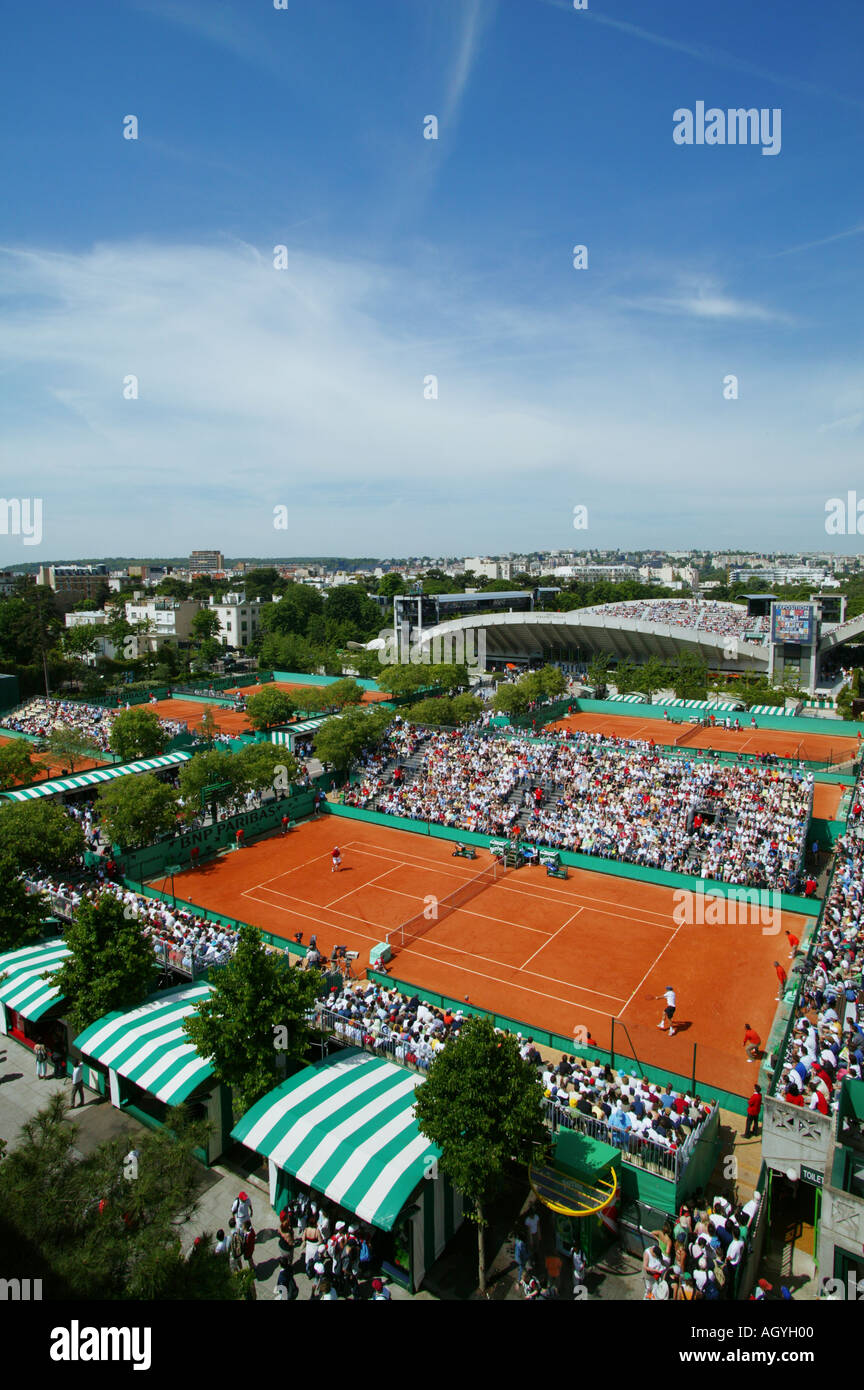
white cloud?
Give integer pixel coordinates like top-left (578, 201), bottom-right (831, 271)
top-left (0, 238), bottom-right (856, 555)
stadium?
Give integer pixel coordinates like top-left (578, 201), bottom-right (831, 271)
top-left (3, 595), bottom-right (864, 1306)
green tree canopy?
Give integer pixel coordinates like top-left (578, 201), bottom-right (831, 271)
top-left (178, 749), bottom-right (241, 816)
top-left (0, 1093), bottom-right (243, 1299)
top-left (245, 687), bottom-right (296, 730)
top-left (183, 926), bottom-right (324, 1112)
top-left (191, 609), bottom-right (222, 643)
top-left (95, 774), bottom-right (181, 851)
top-left (413, 1017), bottom-right (549, 1293)
top-left (492, 683), bottom-right (528, 717)
top-left (47, 725), bottom-right (97, 773)
top-left (633, 655), bottom-right (671, 702)
top-left (313, 705), bottom-right (391, 773)
top-left (235, 741), bottom-right (300, 794)
top-left (0, 799), bottom-right (85, 875)
top-left (326, 677), bottom-right (365, 709)
top-left (52, 892), bottom-right (159, 1034)
top-left (0, 739), bottom-right (34, 790)
top-left (0, 855), bottom-right (48, 953)
top-left (109, 707), bottom-right (167, 762)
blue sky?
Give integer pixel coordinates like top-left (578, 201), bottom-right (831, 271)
top-left (1, 0), bottom-right (863, 560)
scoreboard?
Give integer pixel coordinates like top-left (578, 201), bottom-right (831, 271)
top-left (771, 602), bottom-right (814, 645)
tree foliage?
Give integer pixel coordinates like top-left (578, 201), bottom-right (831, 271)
top-left (312, 705), bottom-right (391, 773)
top-left (52, 893), bottom-right (160, 1034)
top-left (96, 774), bottom-right (181, 851)
top-left (183, 926), bottom-right (324, 1113)
top-left (413, 1017), bottom-right (549, 1293)
top-left (0, 1094), bottom-right (243, 1299)
top-left (245, 687), bottom-right (296, 730)
top-left (109, 707), bottom-right (167, 762)
top-left (0, 739), bottom-right (34, 790)
top-left (0, 799), bottom-right (85, 875)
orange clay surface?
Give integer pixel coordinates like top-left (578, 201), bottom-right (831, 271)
top-left (146, 683), bottom-right (389, 737)
top-left (812, 782), bottom-right (845, 819)
top-left (0, 735), bottom-right (108, 783)
top-left (156, 815), bottom-right (812, 1097)
top-left (546, 710), bottom-right (859, 765)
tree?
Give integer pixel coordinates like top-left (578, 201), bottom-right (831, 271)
top-left (52, 893), bottom-right (160, 1034)
top-left (671, 651), bottom-right (708, 701)
top-left (428, 662), bottom-right (470, 693)
top-left (586, 652), bottom-right (610, 690)
top-left (245, 687), bottom-right (295, 730)
top-left (413, 1016), bottom-right (549, 1294)
top-left (62, 625), bottom-right (100, 662)
top-left (192, 610), bottom-right (222, 644)
top-left (612, 658), bottom-right (637, 694)
top-left (326, 678), bottom-right (365, 709)
top-left (0, 1094), bottom-right (243, 1299)
top-left (47, 725), bottom-right (96, 773)
top-left (377, 664), bottom-right (429, 697)
top-left (182, 926), bottom-right (324, 1113)
top-left (407, 697), bottom-right (455, 727)
top-left (178, 750), bottom-right (241, 818)
top-left (633, 655), bottom-right (670, 703)
top-left (536, 665), bottom-right (568, 700)
top-left (95, 774), bottom-right (180, 851)
top-left (0, 739), bottom-right (34, 790)
top-left (492, 684), bottom-right (528, 717)
top-left (235, 742), bottom-right (299, 794)
top-left (451, 693), bottom-right (484, 724)
top-left (109, 707), bottom-right (167, 762)
top-left (0, 854), bottom-right (49, 953)
top-left (313, 706), bottom-right (391, 774)
top-left (0, 799), bottom-right (85, 875)
top-left (377, 573), bottom-right (405, 597)
top-left (197, 708), bottom-right (218, 746)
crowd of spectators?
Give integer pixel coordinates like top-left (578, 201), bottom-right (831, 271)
top-left (26, 872), bottom-right (247, 973)
top-left (776, 814), bottom-right (864, 1115)
top-left (0, 697), bottom-right (188, 754)
top-left (314, 979), bottom-right (469, 1069)
top-left (638, 1189), bottom-right (762, 1300)
top-left (358, 726), bottom-right (811, 890)
top-left (541, 1054), bottom-right (716, 1164)
top-left (585, 600), bottom-right (771, 643)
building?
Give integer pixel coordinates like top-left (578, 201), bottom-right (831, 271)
top-left (64, 611), bottom-right (120, 664)
top-left (208, 592), bottom-right (262, 650)
top-left (189, 550), bottom-right (224, 573)
top-left (125, 597), bottom-right (202, 653)
top-left (463, 557), bottom-right (513, 581)
top-left (37, 564), bottom-right (109, 599)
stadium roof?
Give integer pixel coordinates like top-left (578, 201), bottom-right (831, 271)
top-left (0, 750), bottom-right (192, 802)
top-left (74, 982), bottom-right (214, 1104)
top-left (232, 1048), bottom-right (439, 1231)
top-left (0, 937), bottom-right (70, 1021)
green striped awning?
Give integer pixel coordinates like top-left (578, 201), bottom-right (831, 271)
top-left (0, 937), bottom-right (70, 1020)
top-left (0, 751), bottom-right (192, 802)
top-left (231, 1049), bottom-right (440, 1231)
top-left (73, 982), bottom-right (214, 1104)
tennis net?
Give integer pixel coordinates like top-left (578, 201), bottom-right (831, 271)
top-left (386, 859), bottom-right (501, 949)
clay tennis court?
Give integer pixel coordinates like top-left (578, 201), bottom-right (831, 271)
top-left (225, 681), bottom-right (390, 704)
top-left (546, 710), bottom-right (859, 765)
top-left (155, 816), bottom-right (811, 1096)
top-left (0, 735), bottom-right (108, 783)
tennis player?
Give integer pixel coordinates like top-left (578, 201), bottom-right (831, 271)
top-left (649, 985), bottom-right (678, 1036)
top-left (331, 846), bottom-right (342, 873)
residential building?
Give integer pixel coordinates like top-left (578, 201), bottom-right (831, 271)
top-left (208, 592), bottom-right (262, 650)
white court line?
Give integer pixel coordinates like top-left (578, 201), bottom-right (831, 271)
top-left (240, 891), bottom-right (388, 944)
top-left (395, 944), bottom-right (623, 1018)
top-left (519, 908), bottom-right (583, 970)
top-left (617, 917), bottom-right (688, 1019)
top-left (324, 865), bottom-right (401, 910)
top-left (411, 932), bottom-right (626, 1003)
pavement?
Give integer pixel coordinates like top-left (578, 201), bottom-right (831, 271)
top-left (0, 1032), bottom-right (421, 1301)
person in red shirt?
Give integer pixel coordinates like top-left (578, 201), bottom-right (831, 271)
top-left (331, 846), bottom-right (342, 873)
top-left (743, 1024), bottom-right (761, 1062)
top-left (281, 815), bottom-right (290, 836)
top-left (785, 930), bottom-right (800, 959)
top-left (235, 828), bottom-right (245, 850)
top-left (804, 876), bottom-right (817, 897)
top-left (773, 961), bottom-right (788, 999)
top-left (744, 1084), bottom-right (762, 1138)
top-left (785, 1088), bottom-right (804, 1107)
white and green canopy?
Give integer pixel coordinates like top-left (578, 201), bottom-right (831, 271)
top-left (232, 1049), bottom-right (440, 1231)
top-left (1, 751), bottom-right (192, 802)
top-left (73, 982), bottom-right (214, 1104)
top-left (0, 937), bottom-right (70, 1021)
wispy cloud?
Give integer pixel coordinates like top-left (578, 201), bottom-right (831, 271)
top-left (537, 0), bottom-right (864, 111)
top-left (619, 277), bottom-right (791, 325)
top-left (442, 0), bottom-right (493, 128)
top-left (771, 223), bottom-right (864, 259)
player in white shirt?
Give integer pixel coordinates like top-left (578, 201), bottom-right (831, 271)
top-left (649, 986), bottom-right (678, 1036)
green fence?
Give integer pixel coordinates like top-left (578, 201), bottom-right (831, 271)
top-left (568, 697), bottom-right (864, 739)
top-left (117, 789), bottom-right (317, 880)
top-left (365, 969), bottom-right (747, 1113)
